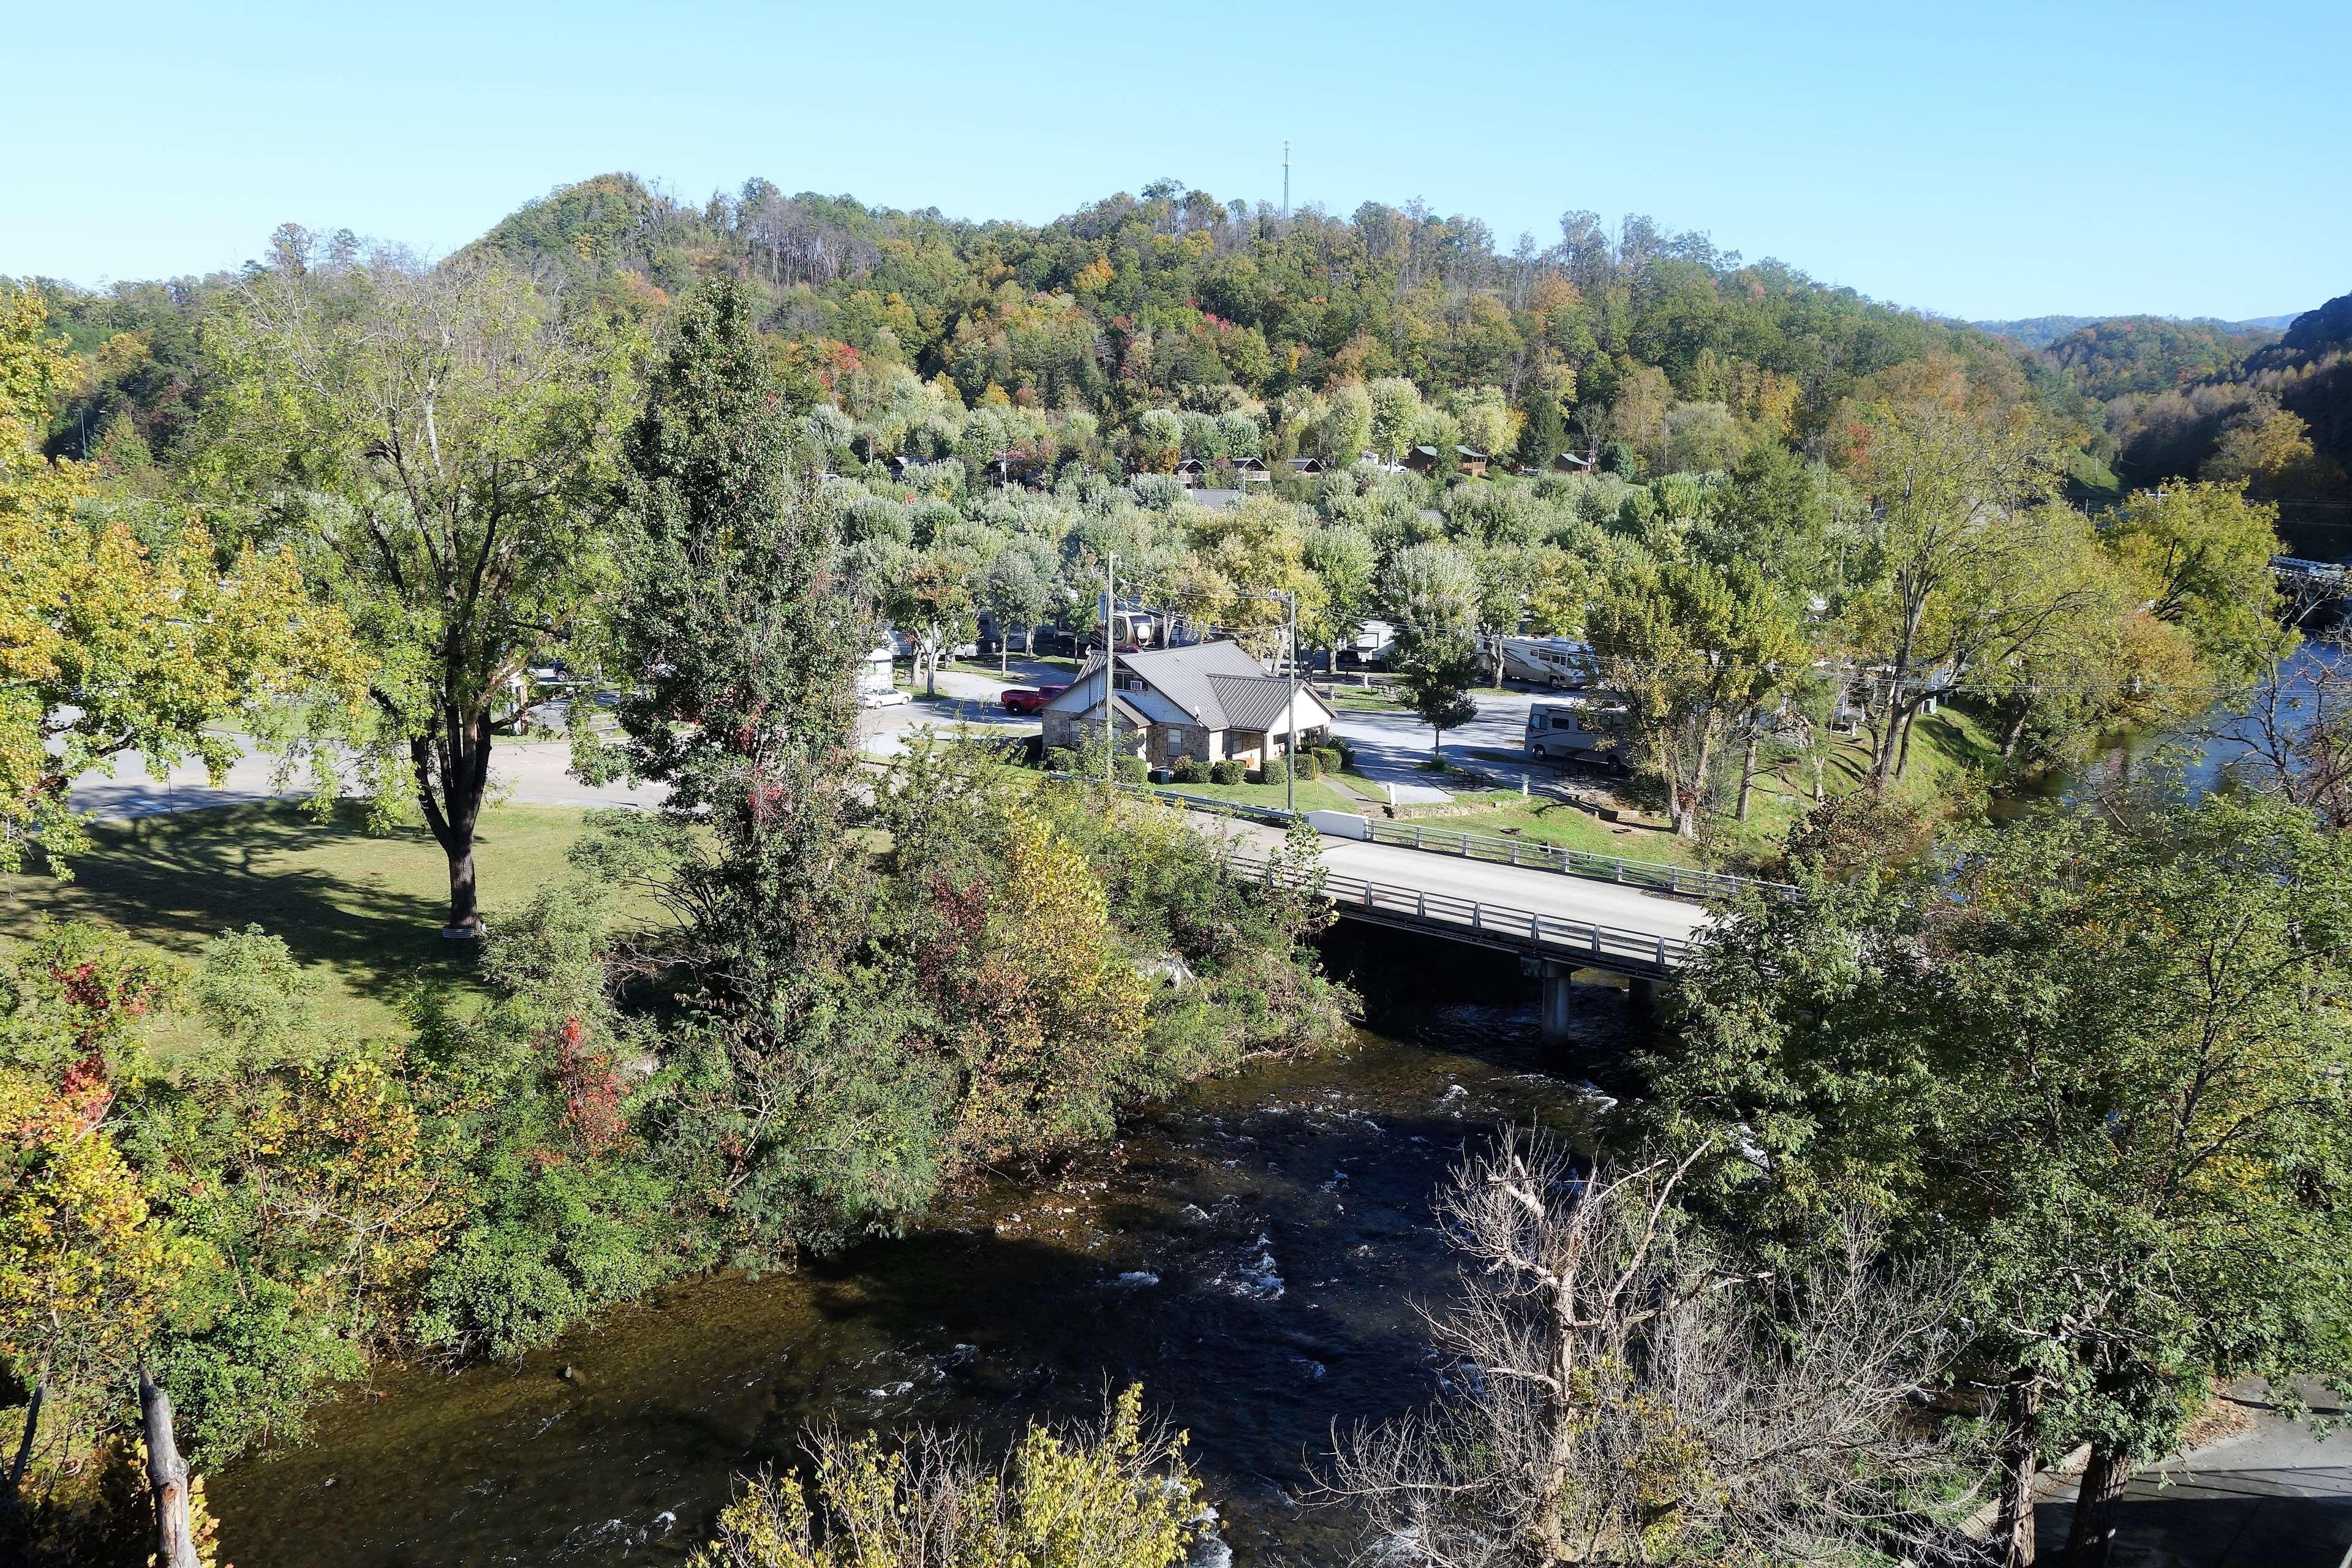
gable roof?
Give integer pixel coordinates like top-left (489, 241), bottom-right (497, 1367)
top-left (1041, 640), bottom-right (1336, 734)
top-left (1044, 641), bottom-right (1262, 724)
top-left (1208, 673), bottom-right (1310, 731)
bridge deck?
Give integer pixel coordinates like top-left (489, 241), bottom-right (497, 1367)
top-left (1201, 815), bottom-right (1709, 972)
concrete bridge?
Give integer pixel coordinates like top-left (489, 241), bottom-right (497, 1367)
top-left (1204, 815), bottom-right (1714, 1043)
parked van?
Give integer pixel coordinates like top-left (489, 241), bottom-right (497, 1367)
top-left (1525, 700), bottom-right (1623, 769)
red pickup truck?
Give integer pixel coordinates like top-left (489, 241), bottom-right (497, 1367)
top-left (999, 684), bottom-right (1068, 716)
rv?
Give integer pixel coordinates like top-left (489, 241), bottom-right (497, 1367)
top-left (1490, 636), bottom-right (1591, 690)
top-left (1525, 700), bottom-right (1623, 769)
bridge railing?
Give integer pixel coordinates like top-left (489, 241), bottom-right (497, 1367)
top-left (1045, 771), bottom-right (1790, 907)
top-left (1222, 848), bottom-right (1692, 976)
top-left (1360, 817), bottom-right (1795, 905)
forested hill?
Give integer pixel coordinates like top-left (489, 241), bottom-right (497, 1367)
top-left (1972, 312), bottom-right (2290, 351)
top-left (457, 172), bottom-right (2010, 437)
top-left (32, 170), bottom-right (2041, 478)
top-left (2094, 290), bottom-right (2352, 517)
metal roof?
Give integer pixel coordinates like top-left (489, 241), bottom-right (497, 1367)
top-left (1208, 674), bottom-right (1320, 732)
top-left (1044, 640), bottom-right (1330, 733)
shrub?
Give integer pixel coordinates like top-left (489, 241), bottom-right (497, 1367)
top-left (1210, 760), bottom-right (1245, 785)
top-left (1115, 754), bottom-right (1150, 783)
top-left (1044, 747), bottom-right (1079, 774)
top-left (1171, 757), bottom-right (1206, 783)
top-left (1315, 745), bottom-right (1343, 772)
top-left (1295, 753), bottom-right (1321, 780)
top-left (1259, 758), bottom-right (1289, 786)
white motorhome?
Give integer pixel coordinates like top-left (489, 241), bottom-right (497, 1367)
top-left (1490, 636), bottom-right (1591, 690)
top-left (1525, 699), bottom-right (1624, 769)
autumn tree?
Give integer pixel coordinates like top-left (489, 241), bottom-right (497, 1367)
top-left (691, 1385), bottom-right (1200, 1568)
top-left (1844, 391), bottom-right (2086, 783)
top-left (0, 286), bottom-right (363, 880)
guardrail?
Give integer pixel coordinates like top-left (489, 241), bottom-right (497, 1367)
top-left (1223, 849), bottom-right (1690, 976)
top-left (1362, 817), bottom-right (1796, 905)
top-left (1041, 771), bottom-right (1791, 906)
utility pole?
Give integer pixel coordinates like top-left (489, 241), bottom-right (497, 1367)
top-left (1282, 140), bottom-right (1290, 219)
top-left (1102, 552), bottom-right (1117, 783)
top-left (1281, 590), bottom-right (1299, 815)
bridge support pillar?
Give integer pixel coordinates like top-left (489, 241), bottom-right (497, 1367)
top-left (1627, 976), bottom-right (1657, 1016)
top-left (1539, 962), bottom-right (1577, 1048)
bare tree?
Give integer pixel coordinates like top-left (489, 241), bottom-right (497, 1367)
top-left (1321, 1129), bottom-right (1967, 1566)
top-left (138, 1368), bottom-right (198, 1568)
top-left (2226, 631), bottom-right (2352, 827)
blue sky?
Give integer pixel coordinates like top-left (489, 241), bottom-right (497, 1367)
top-left (10, 0), bottom-right (2345, 322)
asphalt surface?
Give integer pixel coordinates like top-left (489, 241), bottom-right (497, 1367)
top-left (2035, 1387), bottom-right (2352, 1567)
top-left (1205, 816), bottom-right (1709, 943)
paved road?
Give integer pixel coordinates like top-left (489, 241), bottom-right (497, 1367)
top-left (1207, 815), bottom-right (1709, 945)
top-left (2035, 1386), bottom-right (2352, 1567)
top-left (65, 673), bottom-right (1031, 821)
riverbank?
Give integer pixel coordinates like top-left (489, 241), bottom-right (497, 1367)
top-left (211, 927), bottom-right (1635, 1566)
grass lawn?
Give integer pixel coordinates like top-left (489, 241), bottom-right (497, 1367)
top-left (1396, 791), bottom-right (1703, 864)
top-left (1723, 706), bottom-right (2003, 856)
top-left (0, 802), bottom-right (600, 1038)
top-left (942, 661), bottom-right (1027, 684)
top-left (1150, 777), bottom-right (1362, 815)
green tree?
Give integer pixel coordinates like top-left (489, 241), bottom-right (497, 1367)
top-left (1588, 552), bottom-right (1803, 837)
top-left (586, 276), bottom-right (875, 1262)
top-left (2104, 480), bottom-right (2289, 680)
top-left (1844, 394), bottom-right (2079, 783)
top-left (979, 546), bottom-right (1049, 673)
top-left (1384, 542), bottom-right (1482, 758)
top-left (202, 251), bottom-right (640, 932)
top-left (1648, 791), bottom-right (2352, 1567)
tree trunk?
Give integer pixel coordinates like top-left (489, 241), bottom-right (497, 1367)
top-left (412, 711), bottom-right (491, 935)
top-left (1994, 1376), bottom-right (2044, 1568)
top-left (140, 1368), bottom-right (200, 1568)
top-left (446, 839), bottom-right (480, 934)
top-left (2062, 1442), bottom-right (2131, 1567)
top-left (1893, 705), bottom-right (1919, 780)
top-left (2002, 701), bottom-right (2031, 760)
top-left (2, 1374), bottom-right (43, 1531)
top-left (1736, 725), bottom-right (1760, 821)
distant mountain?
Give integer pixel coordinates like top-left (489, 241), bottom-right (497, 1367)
top-left (1973, 312), bottom-right (2291, 350)
top-left (2035, 316), bottom-right (2280, 401)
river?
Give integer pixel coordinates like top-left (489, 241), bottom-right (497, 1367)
top-left (213, 932), bottom-right (1637, 1567)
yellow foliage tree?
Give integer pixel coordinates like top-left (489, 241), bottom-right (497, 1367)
top-left (0, 1068), bottom-right (188, 1479)
top-left (0, 286), bottom-right (368, 878)
top-left (690, 1384), bottom-right (1199, 1568)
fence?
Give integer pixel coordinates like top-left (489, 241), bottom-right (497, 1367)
top-left (1361, 818), bottom-right (1796, 905)
top-left (1223, 849), bottom-right (1689, 976)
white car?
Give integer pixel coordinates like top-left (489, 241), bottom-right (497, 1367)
top-left (859, 688), bottom-right (912, 709)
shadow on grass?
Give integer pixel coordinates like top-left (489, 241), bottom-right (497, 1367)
top-left (0, 802), bottom-right (508, 1016)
